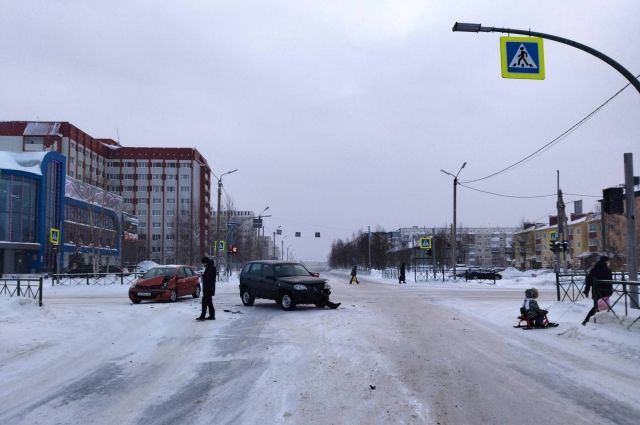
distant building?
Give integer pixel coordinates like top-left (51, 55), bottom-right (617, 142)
top-left (0, 121), bottom-right (212, 266)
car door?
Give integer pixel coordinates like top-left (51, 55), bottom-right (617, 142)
top-left (247, 263), bottom-right (264, 297)
top-left (175, 267), bottom-right (187, 296)
top-left (183, 267), bottom-right (197, 293)
top-left (261, 264), bottom-right (278, 300)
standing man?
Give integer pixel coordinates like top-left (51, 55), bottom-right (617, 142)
top-left (197, 256), bottom-right (217, 321)
top-left (349, 265), bottom-right (359, 284)
top-left (399, 262), bottom-right (406, 284)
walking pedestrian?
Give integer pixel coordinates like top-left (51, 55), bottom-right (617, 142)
top-left (197, 256), bottom-right (217, 321)
top-left (399, 262), bottom-right (406, 284)
top-left (349, 265), bottom-right (359, 284)
top-left (582, 255), bottom-right (613, 326)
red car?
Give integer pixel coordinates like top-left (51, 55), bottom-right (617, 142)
top-left (129, 265), bottom-right (201, 303)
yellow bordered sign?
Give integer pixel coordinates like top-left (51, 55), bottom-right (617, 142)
top-left (50, 228), bottom-right (60, 245)
top-left (418, 237), bottom-right (432, 250)
top-left (500, 36), bottom-right (545, 80)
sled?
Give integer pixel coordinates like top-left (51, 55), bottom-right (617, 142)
top-left (514, 307), bottom-right (559, 329)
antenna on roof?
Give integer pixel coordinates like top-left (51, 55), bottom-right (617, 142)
top-left (116, 128), bottom-right (120, 145)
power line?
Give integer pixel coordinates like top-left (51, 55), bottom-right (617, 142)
top-left (460, 183), bottom-right (600, 199)
top-left (460, 74), bottom-right (639, 184)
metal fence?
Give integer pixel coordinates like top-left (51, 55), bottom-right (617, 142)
top-left (556, 272), bottom-right (640, 328)
top-left (0, 277), bottom-right (43, 306)
top-left (52, 272), bottom-right (142, 286)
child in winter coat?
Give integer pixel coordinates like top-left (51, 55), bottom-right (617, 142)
top-left (522, 288), bottom-right (548, 328)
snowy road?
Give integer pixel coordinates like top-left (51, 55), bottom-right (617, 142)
top-left (2, 273), bottom-right (640, 425)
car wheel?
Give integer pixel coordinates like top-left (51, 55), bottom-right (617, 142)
top-left (279, 293), bottom-right (296, 311)
top-left (241, 288), bottom-right (255, 306)
top-left (169, 289), bottom-right (177, 302)
top-left (131, 299), bottom-right (141, 304)
top-left (192, 285), bottom-right (201, 298)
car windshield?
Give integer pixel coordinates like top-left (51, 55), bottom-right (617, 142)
top-left (274, 264), bottom-right (311, 277)
top-left (143, 267), bottom-right (176, 279)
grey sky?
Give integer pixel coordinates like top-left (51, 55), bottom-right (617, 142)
top-left (1, 1), bottom-right (639, 261)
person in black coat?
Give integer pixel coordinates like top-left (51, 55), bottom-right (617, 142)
top-left (399, 263), bottom-right (406, 284)
top-left (582, 255), bottom-right (613, 326)
top-left (197, 256), bottom-right (217, 321)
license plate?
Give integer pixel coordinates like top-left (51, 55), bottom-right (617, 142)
top-left (138, 292), bottom-right (151, 296)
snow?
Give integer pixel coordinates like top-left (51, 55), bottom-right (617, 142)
top-left (1, 270), bottom-right (639, 424)
top-left (0, 151), bottom-right (48, 175)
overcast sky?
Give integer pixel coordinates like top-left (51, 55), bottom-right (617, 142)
top-left (1, 1), bottom-right (639, 261)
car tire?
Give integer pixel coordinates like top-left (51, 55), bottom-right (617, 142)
top-left (192, 285), bottom-right (201, 298)
top-left (169, 289), bottom-right (177, 302)
top-left (279, 292), bottom-right (296, 311)
top-left (131, 299), bottom-right (141, 304)
top-left (241, 288), bottom-right (255, 306)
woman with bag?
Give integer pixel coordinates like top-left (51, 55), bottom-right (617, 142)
top-left (582, 256), bottom-right (613, 326)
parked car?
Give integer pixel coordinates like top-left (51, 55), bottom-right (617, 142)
top-left (465, 268), bottom-right (503, 280)
top-left (66, 264), bottom-right (97, 275)
top-left (239, 261), bottom-right (332, 311)
top-left (129, 265), bottom-right (201, 303)
top-left (99, 265), bottom-right (127, 274)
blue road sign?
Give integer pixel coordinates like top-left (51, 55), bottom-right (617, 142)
top-left (500, 36), bottom-right (545, 80)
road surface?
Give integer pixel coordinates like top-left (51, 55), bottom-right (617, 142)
top-left (2, 273), bottom-right (639, 425)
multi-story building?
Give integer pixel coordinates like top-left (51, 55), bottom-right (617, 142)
top-left (0, 121), bottom-right (211, 267)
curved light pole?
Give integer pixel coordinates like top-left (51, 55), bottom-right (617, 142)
top-left (441, 162), bottom-right (466, 279)
top-left (213, 169), bottom-right (237, 263)
top-left (453, 21), bottom-right (639, 292)
top-left (256, 206), bottom-right (269, 259)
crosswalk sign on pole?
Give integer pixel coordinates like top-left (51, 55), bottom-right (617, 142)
top-left (418, 237), bottom-right (432, 250)
top-left (500, 36), bottom-right (545, 80)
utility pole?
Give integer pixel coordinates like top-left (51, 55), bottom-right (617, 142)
top-left (367, 226), bottom-right (371, 270)
top-left (624, 153), bottom-right (638, 307)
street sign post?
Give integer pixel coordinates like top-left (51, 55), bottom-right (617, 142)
top-left (50, 228), bottom-right (60, 245)
top-left (418, 237), bottom-right (432, 250)
top-left (500, 36), bottom-right (545, 80)
top-left (216, 240), bottom-right (226, 255)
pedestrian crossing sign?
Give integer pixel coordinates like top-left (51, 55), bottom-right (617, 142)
top-left (500, 36), bottom-right (545, 80)
top-left (418, 237), bottom-right (432, 250)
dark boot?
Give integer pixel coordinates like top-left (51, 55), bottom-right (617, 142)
top-left (205, 316), bottom-right (215, 320)
top-left (196, 316), bottom-right (205, 321)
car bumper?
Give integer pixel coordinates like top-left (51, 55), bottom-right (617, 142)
top-left (129, 288), bottom-right (172, 302)
top-left (292, 288), bottom-right (330, 304)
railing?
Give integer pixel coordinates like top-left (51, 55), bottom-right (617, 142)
top-left (593, 279), bottom-right (640, 329)
top-left (555, 271), bottom-right (627, 302)
top-left (52, 272), bottom-right (143, 286)
top-left (381, 268), bottom-right (399, 280)
top-left (0, 277), bottom-right (43, 306)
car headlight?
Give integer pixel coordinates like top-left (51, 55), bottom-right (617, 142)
top-left (293, 284), bottom-right (308, 291)
top-left (324, 282), bottom-right (331, 290)
top-left (130, 281), bottom-right (138, 289)
top-left (162, 281), bottom-right (168, 289)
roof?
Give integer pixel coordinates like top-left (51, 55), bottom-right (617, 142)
top-left (0, 151), bottom-right (49, 175)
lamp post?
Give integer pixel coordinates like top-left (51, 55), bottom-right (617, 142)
top-left (451, 22), bottom-right (640, 94)
top-left (213, 169), bottom-right (238, 264)
top-left (273, 225), bottom-right (281, 261)
top-left (440, 162), bottom-right (466, 280)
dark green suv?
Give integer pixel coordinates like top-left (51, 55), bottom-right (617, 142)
top-left (239, 261), bottom-right (332, 310)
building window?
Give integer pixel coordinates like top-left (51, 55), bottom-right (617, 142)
top-left (153, 186), bottom-right (162, 192)
top-left (180, 186), bottom-right (189, 192)
top-left (166, 210), bottom-right (175, 216)
top-left (152, 234), bottom-right (161, 241)
top-left (152, 198), bottom-right (161, 204)
top-left (166, 234), bottom-right (175, 240)
top-left (166, 186), bottom-right (175, 192)
top-left (167, 198), bottom-right (175, 204)
top-left (181, 174), bottom-right (190, 180)
top-left (152, 162), bottom-right (163, 168)
top-left (152, 210), bottom-right (161, 216)
top-left (152, 222), bottom-right (161, 228)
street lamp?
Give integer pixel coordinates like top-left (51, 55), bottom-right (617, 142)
top-left (256, 206), bottom-right (269, 259)
top-left (273, 225), bottom-right (281, 261)
top-left (440, 162), bottom-right (466, 279)
top-left (213, 168), bottom-right (238, 264)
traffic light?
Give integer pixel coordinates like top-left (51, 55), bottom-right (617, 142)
top-left (562, 241), bottom-right (569, 252)
top-left (549, 240), bottom-right (560, 252)
top-left (602, 187), bottom-right (624, 215)
top-left (229, 245), bottom-right (238, 254)
top-left (426, 248), bottom-right (432, 256)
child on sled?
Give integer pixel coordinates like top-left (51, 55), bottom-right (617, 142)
top-left (520, 288), bottom-right (558, 329)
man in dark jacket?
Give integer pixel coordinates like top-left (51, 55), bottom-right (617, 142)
top-left (582, 255), bottom-right (613, 326)
top-left (197, 256), bottom-right (217, 321)
top-left (349, 265), bottom-right (359, 284)
top-left (399, 263), bottom-right (406, 284)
